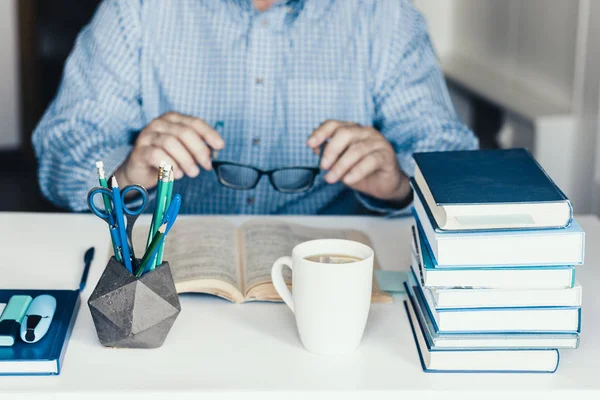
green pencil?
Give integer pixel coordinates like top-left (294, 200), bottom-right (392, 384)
top-left (146, 162), bottom-right (167, 249)
top-left (135, 222), bottom-right (167, 277)
top-left (147, 164), bottom-right (171, 271)
top-left (96, 161), bottom-right (122, 262)
top-left (155, 168), bottom-right (174, 267)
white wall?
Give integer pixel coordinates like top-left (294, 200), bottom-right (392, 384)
top-left (0, 0), bottom-right (21, 150)
top-left (412, 0), bottom-right (454, 58)
top-left (415, 0), bottom-right (600, 215)
top-left (423, 0), bottom-right (580, 111)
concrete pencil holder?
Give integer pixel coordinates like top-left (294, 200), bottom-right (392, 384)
top-left (88, 257), bottom-right (181, 349)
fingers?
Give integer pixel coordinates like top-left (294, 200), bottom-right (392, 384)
top-left (149, 129), bottom-right (200, 178)
top-left (137, 113), bottom-right (220, 178)
top-left (342, 152), bottom-right (382, 185)
top-left (324, 139), bottom-right (384, 184)
top-left (320, 125), bottom-right (372, 170)
top-left (307, 120), bottom-right (349, 149)
top-left (167, 123), bottom-right (213, 170)
top-left (162, 112), bottom-right (225, 150)
top-left (139, 146), bottom-right (184, 179)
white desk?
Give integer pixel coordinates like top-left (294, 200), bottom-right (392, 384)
top-left (1, 213), bottom-right (599, 400)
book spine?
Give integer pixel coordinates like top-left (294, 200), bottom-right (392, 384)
top-left (57, 292), bottom-right (81, 375)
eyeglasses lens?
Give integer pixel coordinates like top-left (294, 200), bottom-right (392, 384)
top-left (216, 164), bottom-right (261, 189)
top-left (271, 168), bottom-right (316, 192)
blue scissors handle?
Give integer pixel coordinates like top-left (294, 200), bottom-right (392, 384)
top-left (120, 185), bottom-right (149, 216)
top-left (87, 187), bottom-right (115, 222)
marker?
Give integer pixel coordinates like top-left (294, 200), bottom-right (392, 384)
top-left (0, 296), bottom-right (33, 346)
top-left (21, 295), bottom-right (57, 344)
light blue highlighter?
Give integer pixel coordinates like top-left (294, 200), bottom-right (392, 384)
top-left (0, 296), bottom-right (33, 346)
top-left (20, 295), bottom-right (57, 344)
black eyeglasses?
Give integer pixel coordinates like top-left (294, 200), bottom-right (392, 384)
top-left (212, 146), bottom-right (323, 193)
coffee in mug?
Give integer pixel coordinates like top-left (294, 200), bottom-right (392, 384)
top-left (303, 254), bottom-right (364, 264)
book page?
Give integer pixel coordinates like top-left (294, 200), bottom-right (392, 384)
top-left (240, 220), bottom-right (385, 300)
top-left (132, 218), bottom-right (243, 295)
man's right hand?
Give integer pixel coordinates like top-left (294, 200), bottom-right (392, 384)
top-left (114, 112), bottom-right (224, 188)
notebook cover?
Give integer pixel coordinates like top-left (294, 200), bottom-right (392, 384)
top-left (404, 278), bottom-right (579, 350)
top-left (413, 149), bottom-right (570, 206)
top-left (0, 289), bottom-right (80, 376)
top-left (403, 300), bottom-right (560, 373)
top-left (413, 217), bottom-right (577, 275)
top-left (411, 201), bottom-right (585, 267)
top-left (410, 178), bottom-right (573, 233)
top-left (406, 277), bottom-right (581, 334)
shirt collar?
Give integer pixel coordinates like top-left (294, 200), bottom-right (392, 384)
top-left (225, 0), bottom-right (332, 22)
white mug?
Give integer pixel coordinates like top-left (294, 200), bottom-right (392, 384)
top-left (271, 239), bottom-right (374, 355)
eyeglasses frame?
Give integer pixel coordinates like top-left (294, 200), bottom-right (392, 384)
top-left (211, 145), bottom-right (324, 193)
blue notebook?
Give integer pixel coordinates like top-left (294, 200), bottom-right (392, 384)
top-left (403, 298), bottom-right (561, 373)
top-left (0, 289), bottom-right (80, 375)
top-left (404, 276), bottom-right (580, 350)
top-left (411, 191), bottom-right (585, 267)
top-left (412, 149), bottom-right (572, 231)
top-left (411, 219), bottom-right (577, 289)
top-left (406, 271), bottom-right (581, 334)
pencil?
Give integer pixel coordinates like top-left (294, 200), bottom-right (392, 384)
top-left (155, 167), bottom-right (174, 267)
top-left (111, 176), bottom-right (133, 273)
top-left (147, 164), bottom-right (171, 270)
top-left (146, 162), bottom-right (166, 250)
top-left (136, 222), bottom-right (167, 277)
top-left (96, 161), bottom-right (122, 262)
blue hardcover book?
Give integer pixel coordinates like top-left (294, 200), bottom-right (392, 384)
top-left (406, 272), bottom-right (581, 334)
top-left (411, 221), bottom-right (576, 289)
top-left (0, 289), bottom-right (80, 375)
top-left (404, 277), bottom-right (580, 350)
top-left (411, 189), bottom-right (585, 267)
top-left (403, 298), bottom-right (561, 373)
top-left (412, 149), bottom-right (572, 231)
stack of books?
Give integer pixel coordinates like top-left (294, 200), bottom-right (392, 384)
top-left (405, 149), bottom-right (585, 373)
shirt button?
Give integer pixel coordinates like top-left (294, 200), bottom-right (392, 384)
top-left (286, 7), bottom-right (294, 14)
top-left (255, 77), bottom-right (264, 85)
top-left (247, 197), bottom-right (255, 205)
top-left (252, 138), bottom-right (260, 146)
top-left (262, 19), bottom-right (269, 27)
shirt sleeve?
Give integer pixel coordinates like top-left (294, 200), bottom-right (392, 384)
top-left (32, 0), bottom-right (144, 211)
top-left (354, 0), bottom-right (479, 217)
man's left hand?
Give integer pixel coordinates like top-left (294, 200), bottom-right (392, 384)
top-left (307, 120), bottom-right (411, 203)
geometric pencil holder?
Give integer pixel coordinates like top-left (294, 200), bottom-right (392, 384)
top-left (88, 257), bottom-right (181, 349)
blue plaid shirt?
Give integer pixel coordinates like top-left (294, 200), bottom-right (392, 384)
top-left (33, 0), bottom-right (478, 215)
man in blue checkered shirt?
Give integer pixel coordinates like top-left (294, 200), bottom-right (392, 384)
top-left (33, 0), bottom-right (478, 215)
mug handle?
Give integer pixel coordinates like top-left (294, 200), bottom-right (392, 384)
top-left (271, 256), bottom-right (294, 313)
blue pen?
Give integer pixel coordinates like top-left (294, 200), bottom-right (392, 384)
top-left (161, 194), bottom-right (181, 236)
top-left (139, 194), bottom-right (182, 276)
top-left (110, 176), bottom-right (133, 273)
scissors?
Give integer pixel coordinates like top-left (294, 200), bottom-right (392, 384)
top-left (87, 184), bottom-right (149, 270)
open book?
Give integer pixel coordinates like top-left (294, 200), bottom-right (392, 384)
top-left (132, 218), bottom-right (392, 304)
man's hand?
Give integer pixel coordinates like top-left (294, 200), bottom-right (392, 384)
top-left (114, 112), bottom-right (224, 188)
top-left (307, 120), bottom-right (411, 203)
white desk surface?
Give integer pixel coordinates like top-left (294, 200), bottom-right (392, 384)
top-left (1, 212), bottom-right (599, 400)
